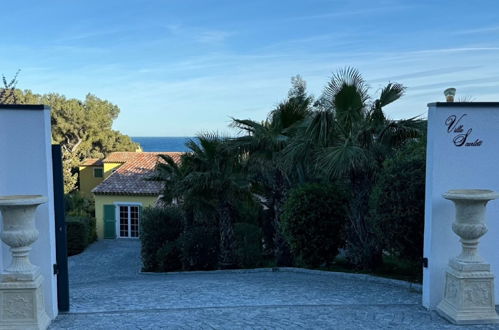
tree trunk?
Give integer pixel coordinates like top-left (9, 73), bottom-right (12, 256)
top-left (218, 202), bottom-right (237, 269)
top-left (345, 172), bottom-right (383, 270)
top-left (272, 171), bottom-right (293, 266)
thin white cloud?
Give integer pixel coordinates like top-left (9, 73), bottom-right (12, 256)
top-left (164, 24), bottom-right (235, 45)
top-left (454, 26), bottom-right (499, 35)
top-left (288, 3), bottom-right (417, 21)
top-left (197, 31), bottom-right (235, 44)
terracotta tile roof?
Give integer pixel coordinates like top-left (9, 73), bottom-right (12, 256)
top-left (80, 158), bottom-right (103, 166)
top-left (92, 152), bottom-right (183, 196)
top-left (101, 152), bottom-right (140, 163)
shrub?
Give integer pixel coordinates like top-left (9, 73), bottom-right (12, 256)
top-left (65, 191), bottom-right (95, 218)
top-left (140, 206), bottom-right (184, 272)
top-left (66, 220), bottom-right (88, 256)
top-left (87, 217), bottom-right (97, 243)
top-left (260, 208), bottom-right (275, 256)
top-left (281, 183), bottom-right (347, 268)
top-left (369, 140), bottom-right (426, 263)
top-left (179, 226), bottom-right (219, 271)
top-left (233, 195), bottom-right (262, 226)
top-left (234, 222), bottom-right (263, 268)
top-left (156, 241), bottom-right (183, 272)
top-left (66, 215), bottom-right (96, 246)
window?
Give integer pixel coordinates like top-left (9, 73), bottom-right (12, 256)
top-left (118, 205), bottom-right (140, 238)
top-left (94, 167), bottom-right (103, 178)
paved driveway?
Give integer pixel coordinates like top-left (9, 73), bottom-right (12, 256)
top-left (50, 240), bottom-right (499, 329)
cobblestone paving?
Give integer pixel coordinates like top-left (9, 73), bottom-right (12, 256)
top-left (50, 240), bottom-right (499, 329)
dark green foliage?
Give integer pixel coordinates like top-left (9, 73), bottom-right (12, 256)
top-left (234, 223), bottom-right (263, 268)
top-left (66, 219), bottom-right (88, 256)
top-left (281, 183), bottom-right (348, 267)
top-left (65, 191), bottom-right (95, 217)
top-left (11, 90), bottom-right (139, 192)
top-left (156, 241), bottom-right (183, 272)
top-left (147, 69), bottom-right (424, 274)
top-left (260, 209), bottom-right (275, 256)
top-left (370, 140), bottom-right (426, 263)
top-left (179, 226), bottom-right (219, 271)
top-left (65, 192), bottom-right (97, 245)
top-left (66, 216), bottom-right (96, 255)
top-left (87, 217), bottom-right (97, 243)
top-left (281, 67), bottom-right (423, 270)
top-left (140, 207), bottom-right (184, 272)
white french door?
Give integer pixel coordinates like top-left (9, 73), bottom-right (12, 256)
top-left (118, 205), bottom-right (140, 238)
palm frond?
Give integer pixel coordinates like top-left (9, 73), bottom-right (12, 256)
top-left (322, 67), bottom-right (369, 131)
top-left (318, 142), bottom-right (371, 179)
top-left (377, 83), bottom-right (406, 108)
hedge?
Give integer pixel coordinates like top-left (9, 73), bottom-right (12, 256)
top-left (281, 183), bottom-right (348, 267)
top-left (66, 220), bottom-right (88, 256)
top-left (369, 140), bottom-right (426, 263)
top-left (140, 206), bottom-right (184, 272)
top-left (66, 215), bottom-right (97, 256)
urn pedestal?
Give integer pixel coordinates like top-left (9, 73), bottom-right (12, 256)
top-left (437, 189), bottom-right (499, 325)
top-left (0, 195), bottom-right (50, 330)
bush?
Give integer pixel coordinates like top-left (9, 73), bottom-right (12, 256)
top-left (234, 222), bottom-right (263, 268)
top-left (65, 191), bottom-right (95, 218)
top-left (66, 215), bottom-right (96, 246)
top-left (370, 140), bottom-right (426, 263)
top-left (233, 195), bottom-right (262, 226)
top-left (66, 220), bottom-right (88, 256)
top-left (87, 217), bottom-right (97, 243)
top-left (156, 241), bottom-right (183, 272)
top-left (260, 208), bottom-right (275, 256)
top-left (140, 207), bottom-right (184, 272)
top-left (179, 226), bottom-right (219, 271)
top-left (281, 183), bottom-right (347, 268)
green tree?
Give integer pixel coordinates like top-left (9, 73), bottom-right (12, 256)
top-left (285, 68), bottom-right (423, 269)
top-left (6, 89), bottom-right (138, 192)
top-left (231, 76), bottom-right (312, 265)
top-left (369, 138), bottom-right (426, 263)
top-left (156, 134), bottom-right (250, 268)
top-left (281, 183), bottom-right (348, 267)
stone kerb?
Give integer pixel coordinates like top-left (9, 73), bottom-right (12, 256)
top-left (140, 267), bottom-right (422, 293)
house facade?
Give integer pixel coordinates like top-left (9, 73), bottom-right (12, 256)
top-left (80, 152), bottom-right (182, 239)
top-left (78, 159), bottom-right (104, 196)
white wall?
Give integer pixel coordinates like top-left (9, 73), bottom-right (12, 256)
top-left (0, 105), bottom-right (58, 319)
top-left (423, 102), bottom-right (499, 309)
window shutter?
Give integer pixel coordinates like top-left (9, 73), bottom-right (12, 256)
top-left (103, 204), bottom-right (116, 239)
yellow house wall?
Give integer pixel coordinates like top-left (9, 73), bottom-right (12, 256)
top-left (103, 162), bottom-right (122, 178)
top-left (78, 166), bottom-right (104, 197)
top-left (94, 194), bottom-right (158, 239)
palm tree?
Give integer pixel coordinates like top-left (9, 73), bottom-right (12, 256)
top-left (285, 67), bottom-right (423, 269)
top-left (179, 134), bottom-right (249, 268)
top-left (231, 77), bottom-right (312, 265)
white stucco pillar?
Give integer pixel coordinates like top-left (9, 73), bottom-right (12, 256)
top-left (0, 105), bottom-right (58, 319)
top-left (423, 102), bottom-right (499, 309)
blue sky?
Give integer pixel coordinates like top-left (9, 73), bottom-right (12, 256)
top-left (2, 0), bottom-right (499, 136)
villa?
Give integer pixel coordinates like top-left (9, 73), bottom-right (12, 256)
top-left (79, 151), bottom-right (183, 239)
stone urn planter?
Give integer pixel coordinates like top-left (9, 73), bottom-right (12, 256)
top-left (0, 195), bottom-right (50, 330)
top-left (437, 189), bottom-right (499, 325)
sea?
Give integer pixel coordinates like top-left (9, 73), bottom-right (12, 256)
top-left (132, 137), bottom-right (194, 152)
